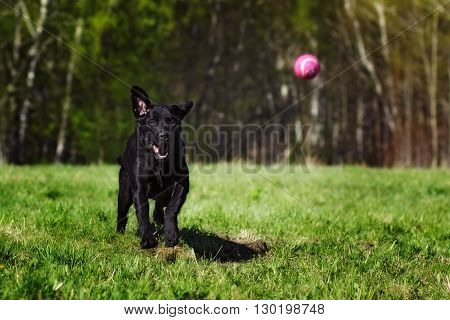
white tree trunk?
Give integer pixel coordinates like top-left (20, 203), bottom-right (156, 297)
top-left (374, 1), bottom-right (398, 120)
top-left (17, 0), bottom-right (49, 162)
top-left (309, 75), bottom-right (324, 150)
top-left (356, 94), bottom-right (364, 162)
top-left (420, 11), bottom-right (440, 167)
top-left (344, 0), bottom-right (395, 131)
top-left (403, 67), bottom-right (413, 167)
top-left (55, 18), bottom-right (84, 163)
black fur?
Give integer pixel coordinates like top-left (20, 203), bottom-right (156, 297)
top-left (117, 85), bottom-right (193, 248)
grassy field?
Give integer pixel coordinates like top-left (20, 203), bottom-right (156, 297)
top-left (0, 164), bottom-right (449, 299)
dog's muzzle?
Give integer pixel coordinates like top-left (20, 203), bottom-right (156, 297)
top-left (152, 145), bottom-right (168, 160)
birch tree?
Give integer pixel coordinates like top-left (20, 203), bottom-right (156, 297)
top-left (344, 0), bottom-right (395, 132)
top-left (16, 0), bottom-right (49, 163)
top-left (55, 18), bottom-right (84, 163)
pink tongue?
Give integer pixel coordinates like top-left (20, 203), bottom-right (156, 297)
top-left (153, 145), bottom-right (159, 154)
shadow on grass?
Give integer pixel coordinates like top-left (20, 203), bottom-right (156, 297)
top-left (180, 227), bottom-right (268, 263)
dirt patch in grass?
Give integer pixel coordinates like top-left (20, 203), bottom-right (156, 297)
top-left (154, 246), bottom-right (195, 263)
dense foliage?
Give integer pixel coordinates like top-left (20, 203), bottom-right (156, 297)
top-left (0, 0), bottom-right (449, 166)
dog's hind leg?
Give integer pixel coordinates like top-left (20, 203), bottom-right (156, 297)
top-left (117, 168), bottom-right (132, 233)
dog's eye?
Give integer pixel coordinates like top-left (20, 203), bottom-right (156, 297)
top-left (148, 120), bottom-right (157, 126)
top-left (166, 118), bottom-right (174, 125)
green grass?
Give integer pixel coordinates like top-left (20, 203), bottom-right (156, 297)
top-left (0, 164), bottom-right (449, 299)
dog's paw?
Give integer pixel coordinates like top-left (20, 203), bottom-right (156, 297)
top-left (165, 238), bottom-right (178, 247)
top-left (140, 236), bottom-right (158, 249)
top-left (165, 230), bottom-right (179, 247)
top-left (116, 225), bottom-right (126, 234)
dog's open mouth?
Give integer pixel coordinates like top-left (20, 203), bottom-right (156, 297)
top-left (152, 145), bottom-right (168, 160)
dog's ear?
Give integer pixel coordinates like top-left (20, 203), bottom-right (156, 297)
top-left (169, 101), bottom-right (193, 121)
top-left (131, 85), bottom-right (152, 117)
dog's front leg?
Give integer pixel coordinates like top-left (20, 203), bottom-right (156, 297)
top-left (164, 181), bottom-right (189, 247)
top-left (134, 187), bottom-right (158, 249)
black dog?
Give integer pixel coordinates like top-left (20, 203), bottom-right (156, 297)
top-left (116, 86), bottom-right (193, 248)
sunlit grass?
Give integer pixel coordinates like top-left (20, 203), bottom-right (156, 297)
top-left (0, 164), bottom-right (449, 299)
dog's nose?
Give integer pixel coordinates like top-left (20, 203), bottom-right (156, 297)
top-left (159, 132), bottom-right (168, 141)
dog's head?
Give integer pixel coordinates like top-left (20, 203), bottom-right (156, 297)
top-left (131, 85), bottom-right (193, 160)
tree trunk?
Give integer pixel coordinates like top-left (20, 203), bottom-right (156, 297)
top-left (344, 0), bottom-right (395, 133)
top-left (1, 4), bottom-right (23, 163)
top-left (374, 1), bottom-right (399, 121)
top-left (309, 75), bottom-right (324, 152)
top-left (373, 98), bottom-right (382, 166)
top-left (16, 0), bottom-right (49, 163)
top-left (428, 13), bottom-right (439, 167)
top-left (403, 67), bottom-right (413, 167)
top-left (340, 81), bottom-right (348, 162)
top-left (55, 18), bottom-right (84, 163)
top-left (356, 93), bottom-right (364, 163)
top-left (375, 1), bottom-right (400, 165)
top-left (419, 11), bottom-right (440, 167)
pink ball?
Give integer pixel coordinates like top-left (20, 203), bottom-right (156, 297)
top-left (294, 54), bottom-right (320, 79)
